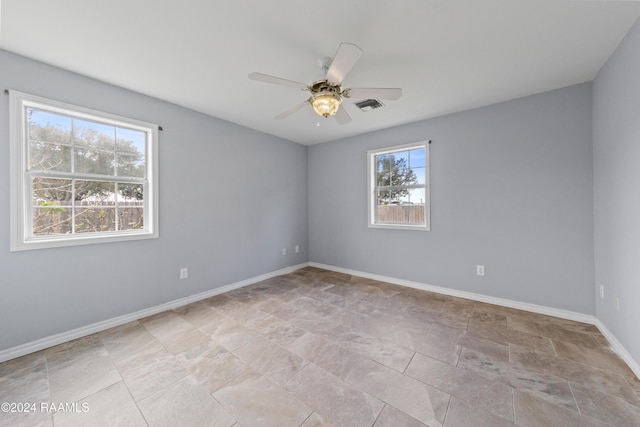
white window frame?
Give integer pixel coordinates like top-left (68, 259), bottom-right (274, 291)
top-left (9, 90), bottom-right (159, 251)
top-left (367, 141), bottom-right (430, 231)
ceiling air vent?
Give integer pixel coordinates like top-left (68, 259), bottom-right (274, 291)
top-left (354, 99), bottom-right (385, 112)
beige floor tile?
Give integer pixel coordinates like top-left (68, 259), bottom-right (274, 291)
top-left (285, 363), bottom-right (384, 426)
top-left (510, 344), bottom-right (639, 404)
top-left (0, 353), bottom-right (52, 427)
top-left (216, 299), bottom-right (270, 323)
top-left (232, 336), bottom-right (308, 385)
top-left (161, 328), bottom-right (210, 355)
top-left (241, 313), bottom-right (306, 347)
top-left (468, 311), bottom-right (508, 329)
top-left (296, 309), bottom-right (414, 372)
top-left (508, 311), bottom-right (601, 336)
top-left (405, 352), bottom-right (514, 421)
top-left (138, 376), bottom-right (235, 427)
top-left (347, 298), bottom-right (430, 331)
top-left (100, 321), bottom-right (160, 362)
top-left (334, 328), bottom-right (415, 372)
top-left (552, 339), bottom-right (637, 378)
top-left (406, 305), bottom-right (470, 330)
top-left (201, 317), bottom-right (261, 351)
top-left (140, 311), bottom-right (195, 343)
top-left (458, 348), bottom-right (578, 411)
top-left (457, 333), bottom-right (510, 362)
top-left (48, 348), bottom-right (121, 403)
top-left (115, 345), bottom-right (189, 401)
top-left (372, 405), bottom-right (427, 427)
top-left (444, 398), bottom-right (515, 427)
top-left (440, 298), bottom-right (478, 318)
top-left (177, 340), bottom-right (250, 393)
top-left (410, 324), bottom-right (466, 366)
top-left (300, 412), bottom-right (326, 426)
top-left (507, 316), bottom-right (600, 348)
top-left (214, 371), bottom-right (313, 427)
top-left (44, 335), bottom-right (104, 371)
top-left (286, 332), bottom-right (365, 380)
top-left (53, 381), bottom-right (145, 427)
top-left (0, 352), bottom-right (47, 379)
top-left (201, 293), bottom-right (235, 308)
top-left (362, 293), bottom-right (419, 314)
top-left (345, 358), bottom-right (450, 426)
top-left (288, 295), bottom-right (342, 318)
top-left (0, 353), bottom-right (49, 403)
top-left (393, 288), bottom-right (450, 310)
top-left (173, 301), bottom-right (226, 329)
top-left (571, 382), bottom-right (640, 426)
top-left (513, 389), bottom-right (610, 427)
top-left (468, 322), bottom-right (555, 354)
top-left (0, 408), bottom-right (52, 427)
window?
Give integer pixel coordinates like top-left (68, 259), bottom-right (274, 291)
top-left (9, 91), bottom-right (159, 251)
top-left (368, 141), bottom-right (430, 230)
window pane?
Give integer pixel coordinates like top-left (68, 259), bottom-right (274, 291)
top-left (116, 153), bottom-right (145, 177)
top-left (407, 188), bottom-right (426, 225)
top-left (29, 141), bottom-right (71, 172)
top-left (376, 171), bottom-right (390, 187)
top-left (32, 177), bottom-right (73, 236)
top-left (393, 151), bottom-right (409, 168)
top-left (33, 207), bottom-right (72, 236)
top-left (75, 147), bottom-right (115, 175)
top-left (412, 166), bottom-right (426, 185)
top-left (376, 154), bottom-right (394, 172)
top-left (116, 127), bottom-right (146, 154)
top-left (74, 118), bottom-right (115, 150)
top-left (74, 180), bottom-right (115, 205)
top-left (118, 206), bottom-right (144, 230)
top-left (28, 108), bottom-right (71, 144)
top-left (33, 177), bottom-right (73, 205)
top-left (75, 207), bottom-right (116, 233)
top-left (409, 148), bottom-right (426, 168)
top-left (118, 182), bottom-right (144, 230)
top-left (118, 183), bottom-right (144, 204)
top-left (377, 202), bottom-right (409, 224)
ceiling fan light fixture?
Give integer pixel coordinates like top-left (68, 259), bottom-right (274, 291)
top-left (311, 93), bottom-right (341, 117)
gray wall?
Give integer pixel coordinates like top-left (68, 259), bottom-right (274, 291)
top-left (593, 19), bottom-right (640, 365)
top-left (309, 83), bottom-right (595, 314)
top-left (0, 50), bottom-right (308, 351)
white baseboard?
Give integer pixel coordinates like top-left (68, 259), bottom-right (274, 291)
top-left (593, 319), bottom-right (640, 380)
top-left (0, 262), bottom-right (309, 363)
top-left (310, 262), bottom-right (640, 379)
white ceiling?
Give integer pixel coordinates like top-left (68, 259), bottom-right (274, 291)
top-left (1, 1), bottom-right (639, 145)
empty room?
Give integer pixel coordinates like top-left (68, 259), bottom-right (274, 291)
top-left (1, 1), bottom-right (640, 426)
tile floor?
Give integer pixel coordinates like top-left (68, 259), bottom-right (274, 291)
top-left (1, 267), bottom-right (639, 426)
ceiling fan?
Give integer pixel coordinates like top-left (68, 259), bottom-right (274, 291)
top-left (248, 43), bottom-right (402, 125)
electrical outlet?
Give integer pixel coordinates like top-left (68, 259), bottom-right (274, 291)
top-left (295, 245), bottom-right (299, 253)
top-left (180, 268), bottom-right (188, 279)
top-left (599, 284), bottom-right (604, 299)
top-left (476, 265), bottom-right (485, 276)
top-left (282, 248), bottom-right (286, 256)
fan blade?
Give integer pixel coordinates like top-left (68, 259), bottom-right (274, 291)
top-left (275, 101), bottom-right (310, 119)
top-left (248, 72), bottom-right (308, 91)
top-left (344, 87), bottom-right (403, 100)
top-left (335, 105), bottom-right (352, 125)
top-left (325, 43), bottom-right (363, 85)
